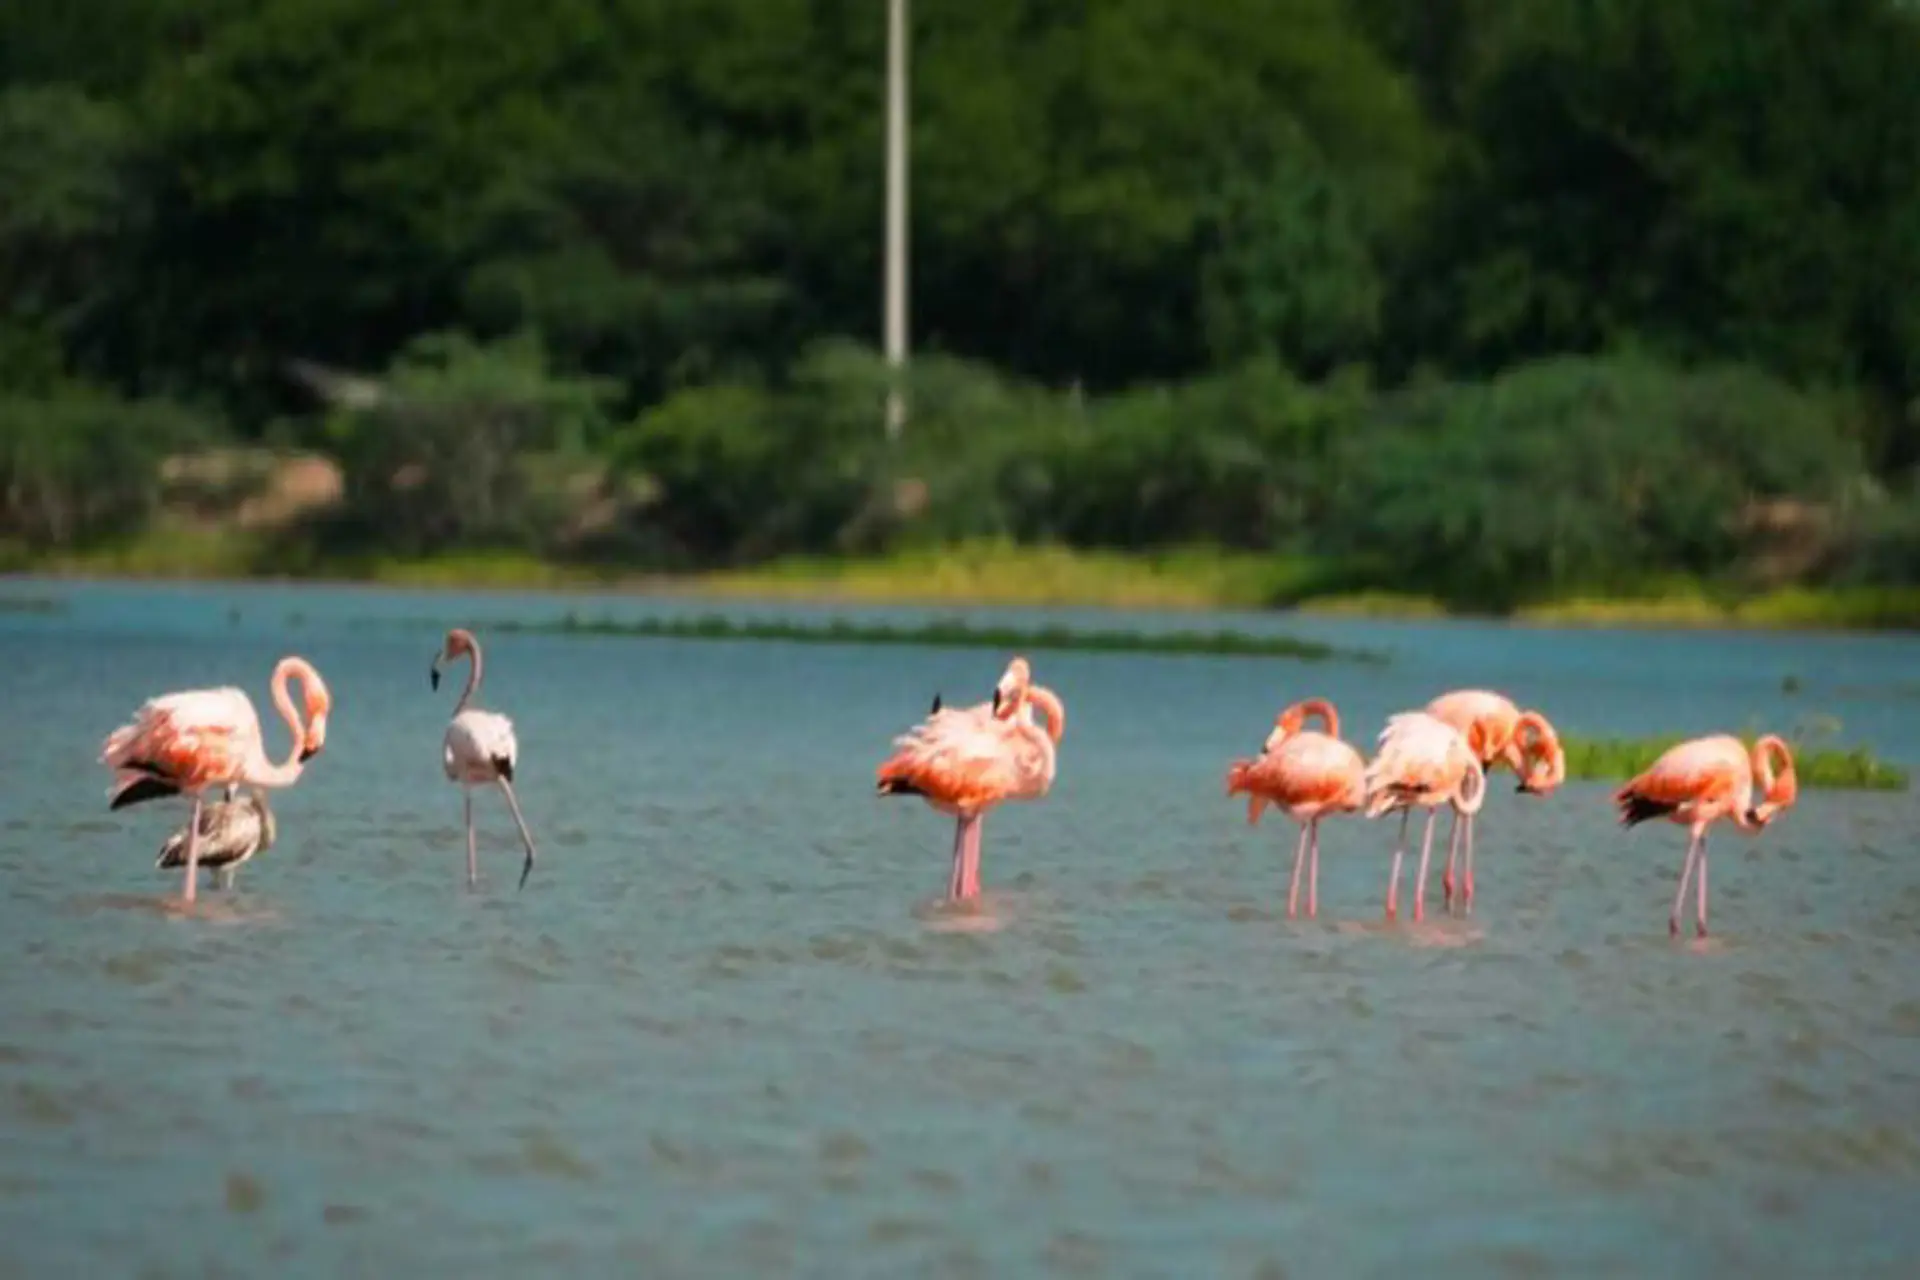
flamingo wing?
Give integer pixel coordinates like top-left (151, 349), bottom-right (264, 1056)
top-left (446, 708), bottom-right (518, 782)
top-left (1615, 736), bottom-right (1746, 825)
top-left (1425, 690), bottom-right (1518, 761)
top-left (1231, 734), bottom-right (1364, 813)
top-left (1365, 712), bottom-right (1468, 813)
top-left (103, 687), bottom-right (261, 804)
top-left (877, 713), bottom-right (1036, 813)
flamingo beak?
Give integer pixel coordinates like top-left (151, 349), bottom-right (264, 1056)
top-left (991, 688), bottom-right (1002, 715)
top-left (930, 693), bottom-right (942, 715)
top-left (429, 655), bottom-right (442, 691)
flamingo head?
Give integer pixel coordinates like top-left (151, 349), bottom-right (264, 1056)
top-left (300, 670), bottom-right (333, 760)
top-left (430, 628), bottom-right (476, 690)
top-left (992, 656), bottom-right (1032, 719)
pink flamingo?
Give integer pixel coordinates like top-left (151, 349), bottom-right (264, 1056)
top-left (876, 656), bottom-right (1065, 902)
top-left (431, 628), bottom-right (540, 890)
top-left (1425, 689), bottom-right (1566, 913)
top-left (100, 656), bottom-right (332, 903)
top-left (1224, 697), bottom-right (1365, 918)
top-left (1614, 734), bottom-right (1798, 937)
top-left (1362, 712), bottom-right (1486, 922)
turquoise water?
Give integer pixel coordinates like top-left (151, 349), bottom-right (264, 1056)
top-left (2, 579), bottom-right (1918, 1276)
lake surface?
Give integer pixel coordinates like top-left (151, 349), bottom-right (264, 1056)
top-left (2, 578), bottom-right (1918, 1277)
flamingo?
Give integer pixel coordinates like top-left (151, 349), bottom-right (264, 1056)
top-left (875, 656), bottom-right (1065, 902)
top-left (1613, 734), bottom-right (1798, 937)
top-left (1425, 690), bottom-right (1566, 913)
top-left (156, 785), bottom-right (276, 890)
top-left (430, 628), bottom-right (540, 891)
top-left (1363, 712), bottom-right (1487, 922)
top-left (100, 655), bottom-right (331, 904)
top-left (1224, 697), bottom-right (1365, 918)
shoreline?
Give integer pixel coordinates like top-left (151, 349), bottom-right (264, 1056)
top-left (4, 542), bottom-right (1919, 634)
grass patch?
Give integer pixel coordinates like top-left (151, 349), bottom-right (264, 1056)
top-left (0, 592), bottom-right (65, 614)
top-left (692, 540), bottom-right (1324, 610)
top-left (485, 610), bottom-right (1386, 663)
top-left (1517, 583), bottom-right (1920, 630)
top-left (8, 530), bottom-right (1920, 632)
top-left (1562, 735), bottom-right (1907, 790)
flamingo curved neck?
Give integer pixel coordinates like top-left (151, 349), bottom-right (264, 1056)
top-left (1027, 687), bottom-right (1066, 743)
top-left (247, 660), bottom-right (313, 787)
top-left (1516, 712), bottom-right (1565, 787)
top-left (1293, 699), bottom-right (1338, 739)
top-left (1455, 759), bottom-right (1488, 815)
top-left (453, 640), bottom-right (485, 715)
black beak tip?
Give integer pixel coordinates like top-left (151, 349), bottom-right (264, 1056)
top-left (930, 693), bottom-right (942, 715)
top-left (991, 689), bottom-right (1002, 714)
top-left (298, 746), bottom-right (319, 762)
top-left (429, 669), bottom-right (440, 691)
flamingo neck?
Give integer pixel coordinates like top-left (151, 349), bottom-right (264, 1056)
top-left (1027, 687), bottom-right (1066, 744)
top-left (245, 661), bottom-right (311, 787)
top-left (454, 640), bottom-right (484, 715)
top-left (1454, 758), bottom-right (1487, 814)
top-left (1295, 699), bottom-right (1338, 739)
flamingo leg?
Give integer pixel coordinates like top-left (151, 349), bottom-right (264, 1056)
top-left (1386, 809), bottom-right (1409, 921)
top-left (497, 779), bottom-right (539, 891)
top-left (1307, 819), bottom-right (1320, 920)
top-left (1462, 811), bottom-right (1478, 915)
top-left (1695, 836), bottom-right (1709, 938)
top-left (179, 795), bottom-right (203, 905)
top-left (1413, 808), bottom-right (1438, 922)
top-left (960, 814), bottom-right (985, 899)
top-left (947, 816), bottom-right (967, 900)
top-left (215, 866), bottom-right (235, 892)
top-left (464, 789), bottom-right (478, 890)
top-left (1670, 830), bottom-right (1701, 938)
top-left (1441, 807), bottom-right (1460, 909)
top-left (1286, 823), bottom-right (1310, 918)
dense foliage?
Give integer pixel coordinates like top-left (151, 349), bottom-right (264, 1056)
top-left (2, 0), bottom-right (1917, 605)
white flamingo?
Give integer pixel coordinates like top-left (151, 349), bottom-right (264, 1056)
top-left (1363, 711), bottom-right (1487, 922)
top-left (430, 628), bottom-right (539, 890)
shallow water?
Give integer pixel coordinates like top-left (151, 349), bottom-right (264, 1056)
top-left (2, 579), bottom-right (1919, 1276)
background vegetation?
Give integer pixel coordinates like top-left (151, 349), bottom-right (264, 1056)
top-left (2, 0), bottom-right (1918, 616)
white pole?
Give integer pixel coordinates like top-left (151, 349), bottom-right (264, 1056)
top-left (884, 0), bottom-right (909, 439)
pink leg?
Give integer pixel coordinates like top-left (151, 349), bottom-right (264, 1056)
top-left (947, 816), bottom-right (969, 901)
top-left (180, 794), bottom-right (203, 905)
top-left (1286, 823), bottom-right (1310, 918)
top-left (1413, 808), bottom-right (1437, 922)
top-left (1462, 811), bottom-right (1477, 914)
top-left (1441, 808), bottom-right (1460, 908)
top-left (1307, 820), bottom-right (1320, 919)
top-left (961, 815), bottom-right (985, 899)
top-left (1386, 809), bottom-right (1409, 921)
top-left (464, 790), bottom-right (478, 890)
top-left (1695, 837), bottom-right (1709, 938)
top-left (1670, 830), bottom-right (1700, 938)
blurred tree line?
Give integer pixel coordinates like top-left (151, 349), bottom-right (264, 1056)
top-left (2, 0), bottom-right (1918, 604)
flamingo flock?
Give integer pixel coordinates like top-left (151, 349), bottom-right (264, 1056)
top-left (98, 636), bottom-right (1799, 937)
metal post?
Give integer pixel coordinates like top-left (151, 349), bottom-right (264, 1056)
top-left (884, 0), bottom-right (909, 439)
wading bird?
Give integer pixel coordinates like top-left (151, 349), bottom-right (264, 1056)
top-left (431, 628), bottom-right (540, 891)
top-left (1614, 734), bottom-right (1798, 937)
top-left (1425, 690), bottom-right (1566, 913)
top-left (876, 656), bottom-right (1064, 902)
top-left (1363, 712), bottom-right (1486, 922)
top-left (157, 785), bottom-right (276, 890)
top-left (1224, 698), bottom-right (1365, 919)
top-left (101, 656), bottom-right (331, 904)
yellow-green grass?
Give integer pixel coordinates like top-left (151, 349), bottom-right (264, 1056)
top-left (1561, 735), bottom-right (1907, 791)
